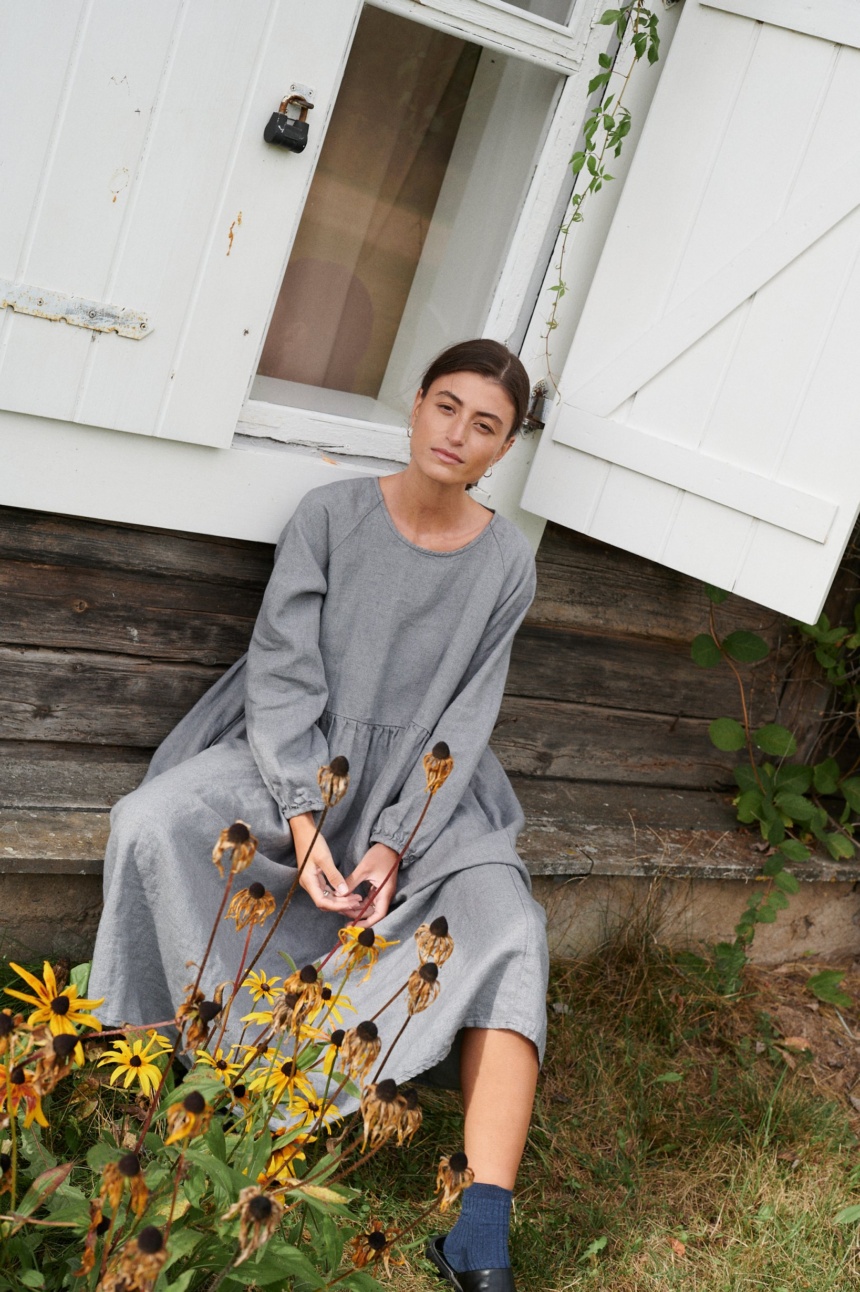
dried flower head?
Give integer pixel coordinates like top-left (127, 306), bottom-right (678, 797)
top-left (268, 990), bottom-right (316, 1037)
top-left (74, 1198), bottom-right (106, 1277)
top-left (176, 984), bottom-right (222, 1052)
top-left (33, 1030), bottom-right (82, 1094)
top-left (100, 1225), bottom-right (167, 1292)
top-left (0, 1063), bottom-right (47, 1129)
top-left (282, 964), bottom-right (324, 1014)
top-left (101, 1152), bottom-right (149, 1217)
top-left (414, 915), bottom-right (455, 967)
top-left (318, 755), bottom-right (350, 808)
top-left (6, 960), bottom-right (103, 1036)
top-left (164, 1089), bottom-right (212, 1145)
top-left (226, 882), bottom-right (276, 930)
top-left (0, 1009), bottom-right (20, 1058)
top-left (436, 1151), bottom-right (474, 1211)
top-left (360, 1078), bottom-right (404, 1149)
top-left (350, 1220), bottom-right (399, 1272)
top-left (407, 961), bottom-right (441, 1016)
top-left (339, 1020), bottom-right (381, 1083)
top-left (423, 741), bottom-right (454, 795)
top-left (396, 1085), bottom-right (423, 1145)
top-left (222, 1185), bottom-right (285, 1264)
top-left (336, 925), bottom-right (399, 983)
top-left (211, 820), bottom-right (258, 878)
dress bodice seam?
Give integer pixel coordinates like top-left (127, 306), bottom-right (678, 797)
top-left (322, 707), bottom-right (431, 737)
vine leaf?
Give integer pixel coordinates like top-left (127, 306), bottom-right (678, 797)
top-left (691, 633), bottom-right (721, 668)
top-left (709, 717), bottom-right (746, 751)
top-left (753, 724), bottom-right (797, 757)
top-left (722, 631), bottom-right (769, 663)
top-left (807, 969), bottom-right (852, 1009)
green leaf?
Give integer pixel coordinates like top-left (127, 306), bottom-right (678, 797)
top-left (813, 757), bottom-right (841, 795)
top-left (598, 51), bottom-right (612, 67)
top-left (777, 838), bottom-right (811, 863)
top-left (70, 961), bottom-right (92, 995)
top-left (653, 1071), bottom-right (683, 1084)
top-left (597, 8), bottom-right (621, 23)
top-left (774, 764), bottom-right (812, 794)
top-left (736, 789), bottom-right (764, 824)
top-left (12, 1163), bottom-right (73, 1226)
top-left (840, 776), bottom-right (860, 814)
top-left (835, 1204), bottom-right (860, 1225)
top-left (734, 765), bottom-right (762, 793)
top-left (723, 631), bottom-right (769, 663)
top-left (753, 724), bottom-right (797, 757)
top-left (691, 633), bottom-right (722, 667)
top-left (709, 717), bottom-right (746, 751)
top-left (774, 791), bottom-right (816, 822)
top-left (807, 969), bottom-right (852, 1008)
top-left (772, 869), bottom-right (800, 895)
top-left (588, 72), bottom-right (610, 94)
top-left (705, 583), bottom-right (729, 604)
top-left (19, 1274), bottom-right (44, 1290)
top-left (824, 832), bottom-right (855, 860)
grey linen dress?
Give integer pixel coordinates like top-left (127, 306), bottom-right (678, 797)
top-left (89, 476), bottom-right (549, 1104)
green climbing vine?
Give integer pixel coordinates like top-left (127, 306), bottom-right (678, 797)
top-left (543, 2), bottom-right (660, 389)
top-left (690, 583), bottom-right (860, 1004)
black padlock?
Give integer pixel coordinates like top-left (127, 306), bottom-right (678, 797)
top-left (264, 95), bottom-right (313, 153)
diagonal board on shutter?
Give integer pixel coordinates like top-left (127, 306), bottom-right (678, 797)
top-left (521, 0), bottom-right (860, 621)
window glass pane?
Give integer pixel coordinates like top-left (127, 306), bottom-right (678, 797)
top-left (501, 0), bottom-right (575, 24)
top-left (256, 5), bottom-right (560, 406)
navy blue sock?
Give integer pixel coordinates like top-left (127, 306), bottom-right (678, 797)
top-left (443, 1183), bottom-right (512, 1271)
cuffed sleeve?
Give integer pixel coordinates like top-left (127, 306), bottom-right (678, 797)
top-left (369, 552), bottom-right (536, 864)
top-left (245, 496), bottom-right (332, 820)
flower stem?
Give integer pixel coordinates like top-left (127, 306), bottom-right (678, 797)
top-left (372, 1017), bottom-right (410, 1082)
top-left (370, 981), bottom-right (408, 1022)
top-left (5, 1075), bottom-right (16, 1210)
top-left (210, 924), bottom-right (255, 1053)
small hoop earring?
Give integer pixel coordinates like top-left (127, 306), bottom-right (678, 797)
top-left (407, 424), bottom-right (413, 438)
top-left (483, 464), bottom-right (494, 479)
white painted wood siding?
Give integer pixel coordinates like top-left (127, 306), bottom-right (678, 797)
top-left (0, 0), bottom-right (361, 448)
top-left (521, 0), bottom-right (860, 623)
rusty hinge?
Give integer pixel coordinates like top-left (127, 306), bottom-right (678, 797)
top-left (0, 280), bottom-right (152, 339)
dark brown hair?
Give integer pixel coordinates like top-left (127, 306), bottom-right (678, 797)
top-left (419, 339), bottom-right (529, 440)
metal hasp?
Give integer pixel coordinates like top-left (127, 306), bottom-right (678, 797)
top-left (0, 280), bottom-right (152, 338)
top-left (264, 94), bottom-right (314, 153)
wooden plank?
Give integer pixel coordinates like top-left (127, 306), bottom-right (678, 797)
top-left (492, 695), bottom-right (738, 786)
top-left (508, 624), bottom-right (780, 722)
top-left (0, 559), bottom-right (259, 664)
top-left (0, 506), bottom-right (274, 586)
top-left (528, 524), bottom-right (785, 644)
top-left (0, 808), bottom-right (109, 872)
top-left (0, 647), bottom-right (217, 747)
top-left (0, 742), bottom-right (150, 809)
top-left (701, 0), bottom-right (860, 49)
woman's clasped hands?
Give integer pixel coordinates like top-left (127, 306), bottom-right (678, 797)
top-left (289, 814), bottom-right (400, 926)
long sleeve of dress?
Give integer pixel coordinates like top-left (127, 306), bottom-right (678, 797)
top-left (245, 495), bottom-right (331, 820)
top-left (369, 550), bottom-right (536, 864)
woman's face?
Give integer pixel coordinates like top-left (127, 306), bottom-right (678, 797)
top-left (409, 371), bottom-right (516, 489)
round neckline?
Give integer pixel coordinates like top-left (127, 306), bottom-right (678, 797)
top-left (373, 477), bottom-right (496, 556)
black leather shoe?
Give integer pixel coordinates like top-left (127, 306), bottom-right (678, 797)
top-left (425, 1235), bottom-right (516, 1292)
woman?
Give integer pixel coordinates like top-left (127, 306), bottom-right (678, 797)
top-left (90, 339), bottom-right (549, 1291)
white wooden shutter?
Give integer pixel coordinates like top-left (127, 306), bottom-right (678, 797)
top-left (520, 0), bottom-right (860, 623)
top-left (0, 0), bottom-right (360, 448)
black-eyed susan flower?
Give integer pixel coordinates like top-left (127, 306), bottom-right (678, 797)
top-left (74, 1199), bottom-right (108, 1278)
top-left (259, 1127), bottom-right (313, 1183)
top-left (322, 1028), bottom-right (345, 1076)
top-left (317, 755), bottom-right (350, 808)
top-left (350, 1221), bottom-right (400, 1273)
top-left (101, 1152), bottom-right (149, 1217)
top-left (222, 1186), bottom-right (285, 1264)
top-left (407, 962), bottom-right (440, 1016)
top-left (309, 982), bottom-right (355, 1029)
top-left (176, 984), bottom-right (222, 1052)
top-left (396, 1086), bottom-right (422, 1145)
top-left (33, 1031), bottom-right (82, 1095)
top-left (245, 971), bottom-right (281, 1003)
top-left (164, 1090), bottom-right (212, 1145)
top-left (290, 1094), bottom-right (340, 1131)
top-left (423, 741), bottom-right (454, 794)
top-left (360, 1078), bottom-right (403, 1149)
top-left (97, 1032), bottom-right (171, 1098)
top-left (226, 882), bottom-right (275, 931)
top-left (195, 1046), bottom-right (242, 1086)
top-left (0, 1063), bottom-right (47, 1128)
top-left (265, 992), bottom-right (321, 1041)
top-left (339, 1021), bottom-right (380, 1082)
top-left (336, 926), bottom-right (399, 983)
top-left (100, 1225), bottom-right (167, 1292)
top-left (211, 820), bottom-right (257, 878)
top-left (415, 916), bottom-right (455, 967)
top-left (6, 960), bottom-right (103, 1036)
top-left (436, 1151), bottom-right (474, 1211)
top-left (248, 1054), bottom-right (315, 1109)
top-left (282, 964), bottom-right (323, 1014)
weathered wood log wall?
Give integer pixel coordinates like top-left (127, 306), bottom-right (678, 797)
top-left (1, 502), bottom-right (855, 957)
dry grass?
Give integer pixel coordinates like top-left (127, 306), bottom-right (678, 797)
top-left (354, 929), bottom-right (860, 1291)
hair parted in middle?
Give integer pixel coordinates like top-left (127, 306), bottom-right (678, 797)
top-left (418, 339), bottom-right (530, 441)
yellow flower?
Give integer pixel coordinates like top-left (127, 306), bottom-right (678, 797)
top-left (0, 1063), bottom-right (47, 1128)
top-left (101, 1152), bottom-right (149, 1217)
top-left (260, 1128), bottom-right (312, 1182)
top-left (164, 1090), bottom-right (212, 1145)
top-left (289, 1094), bottom-right (340, 1131)
top-left (97, 1032), bottom-right (171, 1098)
top-left (195, 1046), bottom-right (242, 1086)
top-left (248, 1054), bottom-right (315, 1109)
top-left (308, 983), bottom-right (355, 1029)
top-left (335, 926), bottom-right (399, 983)
top-left (245, 971), bottom-right (281, 1003)
top-left (6, 961), bottom-right (103, 1036)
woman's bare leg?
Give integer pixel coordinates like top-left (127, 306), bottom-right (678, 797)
top-left (460, 1027), bottom-right (538, 1189)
